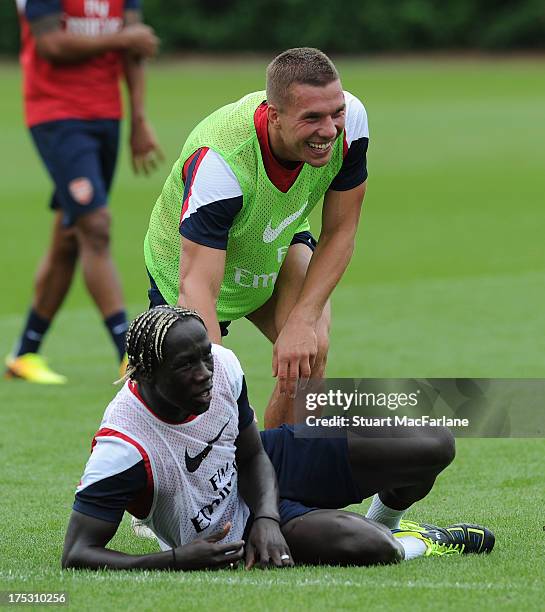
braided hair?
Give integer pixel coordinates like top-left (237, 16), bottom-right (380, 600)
top-left (119, 305), bottom-right (205, 383)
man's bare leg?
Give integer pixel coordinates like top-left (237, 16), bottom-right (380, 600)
top-left (279, 427), bottom-right (456, 565)
top-left (73, 207), bottom-right (128, 362)
top-left (347, 426), bottom-right (456, 511)
top-left (282, 509), bottom-right (402, 566)
top-left (247, 243), bottom-right (330, 429)
top-left (9, 211), bottom-right (78, 362)
top-left (73, 207), bottom-right (124, 318)
top-left (33, 211), bottom-right (79, 319)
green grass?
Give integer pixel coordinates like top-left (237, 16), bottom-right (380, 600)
top-left (1, 57), bottom-right (544, 610)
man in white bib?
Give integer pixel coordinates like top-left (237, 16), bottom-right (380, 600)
top-left (62, 306), bottom-right (494, 570)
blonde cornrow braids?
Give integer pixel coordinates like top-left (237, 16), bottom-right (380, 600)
top-left (116, 305), bottom-right (205, 384)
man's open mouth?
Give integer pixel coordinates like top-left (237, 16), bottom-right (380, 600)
top-left (195, 387), bottom-right (212, 399)
top-left (307, 141), bottom-right (332, 151)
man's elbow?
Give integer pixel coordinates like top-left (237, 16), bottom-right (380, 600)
top-left (319, 228), bottom-right (356, 253)
top-left (61, 548), bottom-right (76, 570)
top-left (179, 278), bottom-right (218, 308)
top-left (61, 541), bottom-right (87, 570)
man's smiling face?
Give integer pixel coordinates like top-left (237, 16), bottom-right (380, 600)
top-left (268, 79), bottom-right (345, 167)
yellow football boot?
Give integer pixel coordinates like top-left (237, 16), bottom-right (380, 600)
top-left (5, 353), bottom-right (67, 385)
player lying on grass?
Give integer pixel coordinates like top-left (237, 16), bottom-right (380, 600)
top-left (62, 306), bottom-right (494, 570)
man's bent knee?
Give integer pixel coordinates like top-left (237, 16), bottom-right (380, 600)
top-left (52, 229), bottom-right (79, 263)
top-left (310, 321), bottom-right (330, 378)
top-left (419, 427), bottom-right (456, 471)
top-left (311, 349), bottom-right (327, 379)
top-left (76, 208), bottom-right (111, 255)
top-left (437, 426), bottom-right (456, 467)
top-left (330, 514), bottom-right (401, 566)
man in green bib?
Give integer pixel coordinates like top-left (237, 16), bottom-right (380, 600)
top-left (144, 47), bottom-right (369, 428)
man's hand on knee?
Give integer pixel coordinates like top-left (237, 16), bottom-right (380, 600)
top-left (273, 319), bottom-right (317, 398)
top-left (244, 518), bottom-right (294, 569)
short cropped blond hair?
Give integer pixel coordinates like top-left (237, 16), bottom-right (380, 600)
top-left (266, 47), bottom-right (340, 109)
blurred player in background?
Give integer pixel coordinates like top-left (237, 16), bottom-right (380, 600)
top-left (144, 47), bottom-right (368, 428)
top-left (6, 0), bottom-right (163, 384)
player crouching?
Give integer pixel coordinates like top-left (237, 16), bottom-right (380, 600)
top-left (62, 306), bottom-right (493, 571)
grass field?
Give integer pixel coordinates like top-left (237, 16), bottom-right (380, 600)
top-left (0, 57), bottom-right (544, 611)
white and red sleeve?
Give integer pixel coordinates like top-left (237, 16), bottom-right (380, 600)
top-left (179, 148), bottom-right (243, 250)
top-left (329, 91), bottom-right (369, 191)
top-left (73, 429), bottom-right (152, 523)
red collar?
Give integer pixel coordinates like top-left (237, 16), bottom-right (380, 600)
top-left (128, 380), bottom-right (197, 425)
top-left (253, 102), bottom-right (304, 193)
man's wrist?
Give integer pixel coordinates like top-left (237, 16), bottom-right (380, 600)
top-left (108, 31), bottom-right (129, 52)
top-left (252, 505), bottom-right (281, 523)
top-left (131, 114), bottom-right (146, 126)
top-left (286, 305), bottom-right (320, 328)
top-left (126, 549), bottom-right (181, 570)
top-left (254, 515), bottom-right (281, 524)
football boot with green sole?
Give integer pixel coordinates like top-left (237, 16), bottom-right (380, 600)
top-left (393, 520), bottom-right (495, 556)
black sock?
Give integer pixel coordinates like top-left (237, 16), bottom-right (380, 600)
top-left (15, 308), bottom-right (51, 357)
top-left (104, 310), bottom-right (128, 362)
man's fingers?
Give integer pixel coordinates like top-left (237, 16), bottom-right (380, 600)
top-left (277, 359), bottom-right (289, 395)
top-left (133, 154), bottom-right (149, 175)
top-left (257, 550), bottom-right (271, 569)
top-left (244, 543), bottom-right (256, 570)
top-left (206, 521), bottom-right (231, 543)
top-left (217, 545), bottom-right (244, 566)
top-left (155, 144), bottom-right (165, 161)
top-left (140, 149), bottom-right (162, 174)
top-left (217, 539), bottom-right (244, 554)
top-left (285, 555), bottom-right (295, 567)
top-left (272, 540), bottom-right (294, 567)
top-left (270, 549), bottom-right (283, 568)
top-left (141, 158), bottom-right (151, 175)
top-left (282, 545), bottom-right (295, 567)
top-left (272, 350), bottom-right (278, 378)
top-left (299, 356), bottom-right (312, 381)
top-left (287, 360), bottom-right (300, 399)
top-left (143, 155), bottom-right (156, 174)
top-left (271, 549), bottom-right (292, 567)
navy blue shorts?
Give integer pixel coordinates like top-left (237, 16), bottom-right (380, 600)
top-left (289, 230), bottom-right (316, 251)
top-left (146, 231), bottom-right (316, 338)
top-left (30, 119), bottom-right (120, 227)
top-left (259, 425), bottom-right (363, 525)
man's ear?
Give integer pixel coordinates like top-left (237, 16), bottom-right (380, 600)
top-left (139, 368), bottom-right (155, 385)
top-left (267, 103), bottom-right (281, 129)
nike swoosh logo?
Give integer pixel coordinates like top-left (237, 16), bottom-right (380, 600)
top-left (262, 202), bottom-right (308, 244)
top-left (112, 322), bottom-right (129, 335)
top-left (184, 420), bottom-right (230, 473)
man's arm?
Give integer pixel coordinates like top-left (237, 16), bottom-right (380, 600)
top-left (29, 12), bottom-right (158, 64)
top-left (273, 181), bottom-right (367, 395)
top-left (178, 237), bottom-right (226, 344)
top-left (122, 10), bottom-right (163, 174)
top-left (62, 511), bottom-right (244, 571)
top-left (64, 433), bottom-right (244, 571)
top-left (176, 149), bottom-right (243, 340)
top-left (235, 422), bottom-right (293, 568)
top-left (62, 511), bottom-right (170, 570)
